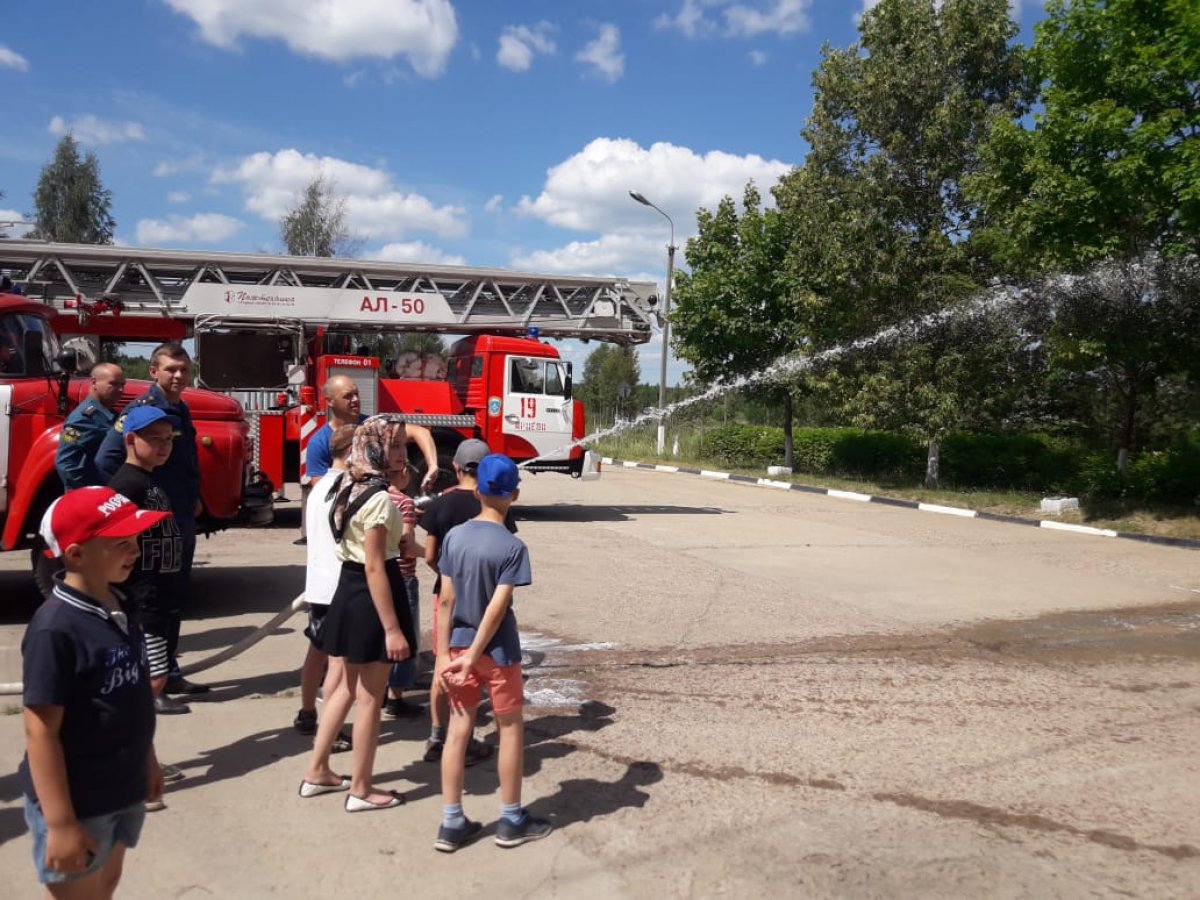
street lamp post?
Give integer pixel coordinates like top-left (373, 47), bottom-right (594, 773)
top-left (629, 190), bottom-right (676, 456)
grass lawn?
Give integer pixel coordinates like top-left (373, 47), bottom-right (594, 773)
top-left (593, 434), bottom-right (1200, 542)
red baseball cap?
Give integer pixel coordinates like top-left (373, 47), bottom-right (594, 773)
top-left (39, 487), bottom-right (172, 558)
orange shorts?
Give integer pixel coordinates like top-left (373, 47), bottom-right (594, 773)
top-left (445, 648), bottom-right (524, 715)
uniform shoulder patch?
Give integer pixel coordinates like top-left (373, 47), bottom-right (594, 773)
top-left (81, 404), bottom-right (96, 417)
top-left (62, 426), bottom-right (80, 443)
top-left (114, 415), bottom-right (126, 434)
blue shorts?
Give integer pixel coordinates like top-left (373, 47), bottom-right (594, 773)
top-left (24, 795), bottom-right (145, 885)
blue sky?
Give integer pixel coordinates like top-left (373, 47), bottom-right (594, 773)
top-left (0, 1), bottom-right (1044, 384)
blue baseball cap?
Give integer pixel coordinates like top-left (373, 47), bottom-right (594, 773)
top-left (476, 453), bottom-right (520, 497)
top-left (123, 406), bottom-right (180, 434)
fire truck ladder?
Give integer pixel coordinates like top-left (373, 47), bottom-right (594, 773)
top-left (0, 241), bottom-right (660, 345)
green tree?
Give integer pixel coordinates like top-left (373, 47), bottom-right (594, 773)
top-left (970, 0), bottom-right (1200, 267)
top-left (31, 135), bottom-right (115, 244)
top-left (578, 344), bottom-right (640, 428)
top-left (670, 183), bottom-right (803, 467)
top-left (969, 0), bottom-right (1200, 468)
top-left (279, 173), bottom-right (361, 258)
top-left (775, 0), bottom-right (1029, 484)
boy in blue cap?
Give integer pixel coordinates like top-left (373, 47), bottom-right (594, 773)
top-left (96, 342), bottom-right (207, 696)
top-left (108, 406), bottom-right (190, 723)
top-left (434, 453), bottom-right (551, 852)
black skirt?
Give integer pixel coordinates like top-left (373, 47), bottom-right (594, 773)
top-left (320, 559), bottom-right (416, 665)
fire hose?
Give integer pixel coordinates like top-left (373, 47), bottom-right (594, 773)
top-left (0, 594), bottom-right (307, 697)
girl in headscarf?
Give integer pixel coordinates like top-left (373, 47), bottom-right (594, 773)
top-left (300, 415), bottom-right (419, 811)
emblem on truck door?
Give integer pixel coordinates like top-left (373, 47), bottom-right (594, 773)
top-left (488, 397), bottom-right (502, 416)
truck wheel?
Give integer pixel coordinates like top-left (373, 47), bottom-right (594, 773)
top-left (31, 537), bottom-right (64, 598)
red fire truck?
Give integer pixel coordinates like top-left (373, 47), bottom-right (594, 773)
top-left (1, 241), bottom-right (659, 502)
top-left (0, 290), bottom-right (267, 585)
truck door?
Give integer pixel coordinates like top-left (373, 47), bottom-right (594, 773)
top-left (501, 356), bottom-right (572, 463)
top-left (0, 385), bottom-right (10, 516)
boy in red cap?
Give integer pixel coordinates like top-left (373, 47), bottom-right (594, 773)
top-left (19, 487), bottom-right (169, 896)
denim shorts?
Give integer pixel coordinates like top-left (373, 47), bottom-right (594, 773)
top-left (24, 795), bottom-right (145, 884)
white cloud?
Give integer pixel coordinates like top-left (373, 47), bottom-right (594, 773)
top-left (575, 23), bottom-right (624, 82)
top-left (497, 22), bottom-right (556, 72)
top-left (153, 154), bottom-right (206, 177)
top-left (164, 0), bottom-right (458, 77)
top-left (136, 213), bottom-right (243, 245)
top-left (0, 45), bottom-right (29, 71)
top-left (0, 210), bottom-right (34, 237)
top-left (657, 1), bottom-right (812, 38)
top-left (213, 148), bottom-right (468, 240)
top-left (517, 137), bottom-right (792, 232)
top-left (748, 49), bottom-right (768, 66)
top-left (484, 194), bottom-right (504, 213)
top-left (371, 241), bottom-right (466, 266)
top-left (513, 138), bottom-right (792, 277)
top-left (511, 232), bottom-right (650, 276)
top-left (48, 114), bottom-right (146, 145)
top-left (166, 191), bottom-right (192, 204)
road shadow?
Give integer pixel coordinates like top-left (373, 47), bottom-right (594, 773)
top-left (0, 770), bottom-right (26, 847)
top-left (190, 564), bottom-right (306, 618)
top-left (163, 725), bottom-right (309, 796)
top-left (178, 624), bottom-right (297, 655)
top-left (172, 668), bottom-right (299, 704)
top-left (517, 504), bottom-right (727, 523)
top-left (0, 569), bottom-right (42, 623)
top-left (525, 759), bottom-right (663, 830)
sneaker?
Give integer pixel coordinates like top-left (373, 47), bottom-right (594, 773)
top-left (293, 708), bottom-right (318, 735)
top-left (331, 729), bottom-right (353, 753)
top-left (144, 798), bottom-right (167, 813)
top-left (494, 812), bottom-right (552, 848)
top-left (422, 737), bottom-right (493, 765)
top-left (160, 763), bottom-right (186, 783)
top-left (384, 697), bottom-right (423, 719)
top-left (154, 695), bottom-right (191, 715)
top-left (465, 737), bottom-right (494, 767)
top-left (165, 676), bottom-right (210, 696)
top-left (435, 818), bottom-right (482, 853)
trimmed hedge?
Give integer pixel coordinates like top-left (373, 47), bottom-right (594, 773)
top-left (699, 423), bottom-right (1200, 505)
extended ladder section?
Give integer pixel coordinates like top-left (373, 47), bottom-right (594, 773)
top-left (0, 241), bottom-right (659, 345)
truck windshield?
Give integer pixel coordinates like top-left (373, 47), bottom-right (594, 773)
top-left (0, 313), bottom-right (57, 376)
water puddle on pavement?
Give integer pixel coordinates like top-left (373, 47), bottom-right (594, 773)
top-left (955, 600), bottom-right (1200, 665)
top-left (519, 630), bottom-right (611, 708)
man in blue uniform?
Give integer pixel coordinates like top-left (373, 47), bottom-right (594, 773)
top-left (95, 343), bottom-right (207, 696)
top-left (55, 363), bottom-right (126, 489)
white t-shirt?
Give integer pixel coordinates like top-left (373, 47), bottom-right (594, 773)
top-left (304, 473), bottom-right (342, 606)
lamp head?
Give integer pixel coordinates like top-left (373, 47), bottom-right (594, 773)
top-left (629, 191), bottom-right (650, 206)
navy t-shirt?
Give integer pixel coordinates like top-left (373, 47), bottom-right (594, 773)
top-left (439, 519), bottom-right (531, 666)
top-left (108, 463), bottom-right (183, 627)
top-left (95, 384), bottom-right (199, 523)
top-left (18, 576), bottom-right (156, 818)
top-left (421, 487), bottom-right (517, 595)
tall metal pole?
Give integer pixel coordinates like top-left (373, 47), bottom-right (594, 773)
top-left (629, 191), bottom-right (676, 456)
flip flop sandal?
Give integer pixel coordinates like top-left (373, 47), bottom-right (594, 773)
top-left (344, 790), bottom-right (406, 812)
top-left (298, 776), bottom-right (351, 798)
top-left (332, 730), bottom-right (353, 753)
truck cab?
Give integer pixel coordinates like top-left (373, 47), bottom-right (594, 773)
top-left (0, 292), bottom-right (264, 569)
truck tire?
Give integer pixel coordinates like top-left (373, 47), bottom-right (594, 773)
top-left (31, 537), bottom-right (64, 598)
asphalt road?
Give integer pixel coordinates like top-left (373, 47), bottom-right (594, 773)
top-left (0, 469), bottom-right (1197, 899)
